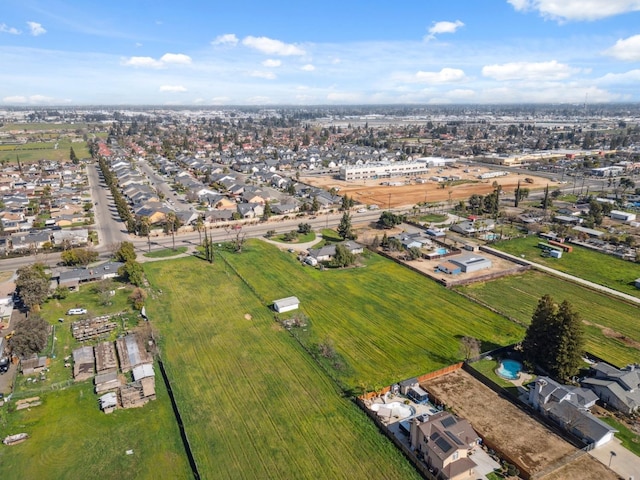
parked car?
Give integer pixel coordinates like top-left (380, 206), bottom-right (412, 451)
top-left (0, 358), bottom-right (9, 374)
top-left (67, 308), bottom-right (87, 315)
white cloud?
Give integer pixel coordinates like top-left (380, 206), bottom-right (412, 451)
top-left (3, 95), bottom-right (27, 103)
top-left (597, 69), bottom-right (640, 84)
top-left (605, 34), bottom-right (640, 61)
top-left (414, 68), bottom-right (466, 83)
top-left (242, 36), bottom-right (305, 56)
top-left (245, 95), bottom-right (272, 104)
top-left (2, 94), bottom-right (62, 104)
top-left (121, 56), bottom-right (164, 68)
top-left (159, 85), bottom-right (187, 92)
top-left (211, 96), bottom-right (231, 104)
top-left (0, 23), bottom-right (21, 35)
top-left (249, 70), bottom-right (276, 80)
top-left (212, 33), bottom-right (238, 46)
top-left (27, 21), bottom-right (46, 36)
top-left (425, 20), bottom-right (464, 40)
top-left (121, 53), bottom-right (191, 68)
top-left (301, 64), bottom-right (315, 71)
top-left (482, 60), bottom-right (579, 80)
top-left (262, 59), bottom-right (282, 67)
top-left (507, 0), bottom-right (640, 21)
top-left (135, 42), bottom-right (143, 48)
top-left (444, 89), bottom-right (476, 99)
top-left (160, 53), bottom-right (192, 65)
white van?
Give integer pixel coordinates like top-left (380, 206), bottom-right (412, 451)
top-left (67, 308), bottom-right (87, 315)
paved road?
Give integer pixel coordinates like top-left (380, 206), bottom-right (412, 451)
top-left (86, 161), bottom-right (128, 250)
top-left (482, 246), bottom-right (640, 306)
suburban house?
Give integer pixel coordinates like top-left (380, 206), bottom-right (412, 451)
top-left (52, 228), bottom-right (89, 247)
top-left (581, 363), bottom-right (640, 415)
top-left (58, 261), bottom-right (124, 291)
top-left (529, 377), bottom-right (616, 447)
top-left (409, 411), bottom-right (480, 480)
top-left (449, 219), bottom-right (495, 236)
top-left (307, 241), bottom-right (364, 262)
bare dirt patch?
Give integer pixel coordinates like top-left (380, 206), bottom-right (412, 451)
top-left (543, 455), bottom-right (619, 480)
top-left (584, 320), bottom-right (640, 350)
top-left (302, 170), bottom-right (556, 209)
top-left (423, 369), bottom-right (576, 478)
top-left (244, 313), bottom-right (252, 320)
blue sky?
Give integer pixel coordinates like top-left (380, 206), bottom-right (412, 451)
top-left (2, 0), bottom-right (640, 105)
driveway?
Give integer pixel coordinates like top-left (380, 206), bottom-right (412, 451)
top-left (589, 438), bottom-right (640, 479)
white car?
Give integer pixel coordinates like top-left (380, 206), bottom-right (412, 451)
top-left (357, 208), bottom-right (367, 213)
top-left (67, 308), bottom-right (87, 315)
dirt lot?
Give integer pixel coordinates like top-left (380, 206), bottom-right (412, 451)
top-left (543, 455), bottom-right (620, 480)
top-left (302, 168), bottom-right (556, 209)
top-left (422, 369), bottom-right (617, 479)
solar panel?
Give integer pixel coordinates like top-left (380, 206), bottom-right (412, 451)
top-left (440, 416), bottom-right (457, 428)
top-left (445, 430), bottom-right (464, 446)
top-left (435, 437), bottom-right (453, 453)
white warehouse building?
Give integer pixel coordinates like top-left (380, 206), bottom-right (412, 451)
top-left (339, 157), bottom-right (456, 181)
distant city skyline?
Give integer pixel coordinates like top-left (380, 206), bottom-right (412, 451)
top-left (2, 0), bottom-right (640, 106)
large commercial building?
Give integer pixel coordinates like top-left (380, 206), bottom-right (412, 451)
top-left (339, 157), bottom-right (456, 181)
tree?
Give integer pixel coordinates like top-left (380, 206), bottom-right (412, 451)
top-left (331, 243), bottom-right (355, 267)
top-left (118, 260), bottom-right (145, 287)
top-left (541, 184), bottom-right (552, 210)
top-left (521, 295), bottom-right (584, 380)
top-left (8, 315), bottom-right (49, 358)
top-left (298, 223), bottom-right (312, 234)
top-left (15, 263), bottom-right (50, 311)
top-left (164, 212), bottom-right (179, 251)
top-left (61, 247), bottom-right (99, 266)
top-left (194, 215), bottom-right (204, 245)
top-left (114, 241), bottom-right (136, 263)
top-left (377, 211), bottom-right (404, 229)
top-left (341, 194), bottom-right (355, 211)
top-left (262, 201), bottom-right (273, 220)
top-left (129, 287), bottom-right (147, 310)
top-left (311, 196), bottom-right (320, 213)
top-left (70, 146), bottom-right (79, 164)
top-left (337, 212), bottom-right (356, 240)
top-left (459, 336), bottom-right (481, 361)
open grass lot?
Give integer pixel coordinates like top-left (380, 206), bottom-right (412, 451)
top-left (0, 380), bottom-right (191, 480)
top-left (220, 240), bottom-right (523, 388)
top-left (144, 257), bottom-right (421, 480)
top-left (271, 231), bottom-right (316, 243)
top-left (143, 246), bottom-right (188, 258)
top-left (0, 139), bottom-right (90, 164)
top-left (458, 271), bottom-right (640, 367)
top-left (492, 235), bottom-right (640, 298)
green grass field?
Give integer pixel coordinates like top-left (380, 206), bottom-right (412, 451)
top-left (219, 240), bottom-right (523, 388)
top-left (0, 138), bottom-right (90, 164)
top-left (458, 270), bottom-right (640, 367)
top-left (144, 257), bottom-right (421, 480)
top-left (492, 236), bottom-right (640, 298)
top-left (0, 123), bottom-right (90, 132)
top-left (0, 381), bottom-right (191, 480)
top-left (143, 247), bottom-right (188, 258)
top-left (271, 231), bottom-right (316, 243)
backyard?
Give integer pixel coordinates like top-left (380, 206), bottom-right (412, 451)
top-left (458, 270), bottom-right (640, 367)
top-left (144, 256), bottom-right (421, 480)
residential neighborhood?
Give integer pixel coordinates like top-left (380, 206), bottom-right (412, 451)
top-left (0, 105), bottom-right (639, 480)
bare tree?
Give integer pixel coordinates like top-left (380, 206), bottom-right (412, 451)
top-left (460, 336), bottom-right (481, 361)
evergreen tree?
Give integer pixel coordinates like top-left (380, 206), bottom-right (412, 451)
top-left (337, 212), bottom-right (355, 240)
top-left (522, 295), bottom-right (584, 381)
top-left (70, 146), bottom-right (79, 164)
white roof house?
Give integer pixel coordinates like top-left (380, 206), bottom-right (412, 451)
top-left (272, 296), bottom-right (300, 313)
top-left (132, 363), bottom-right (155, 381)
